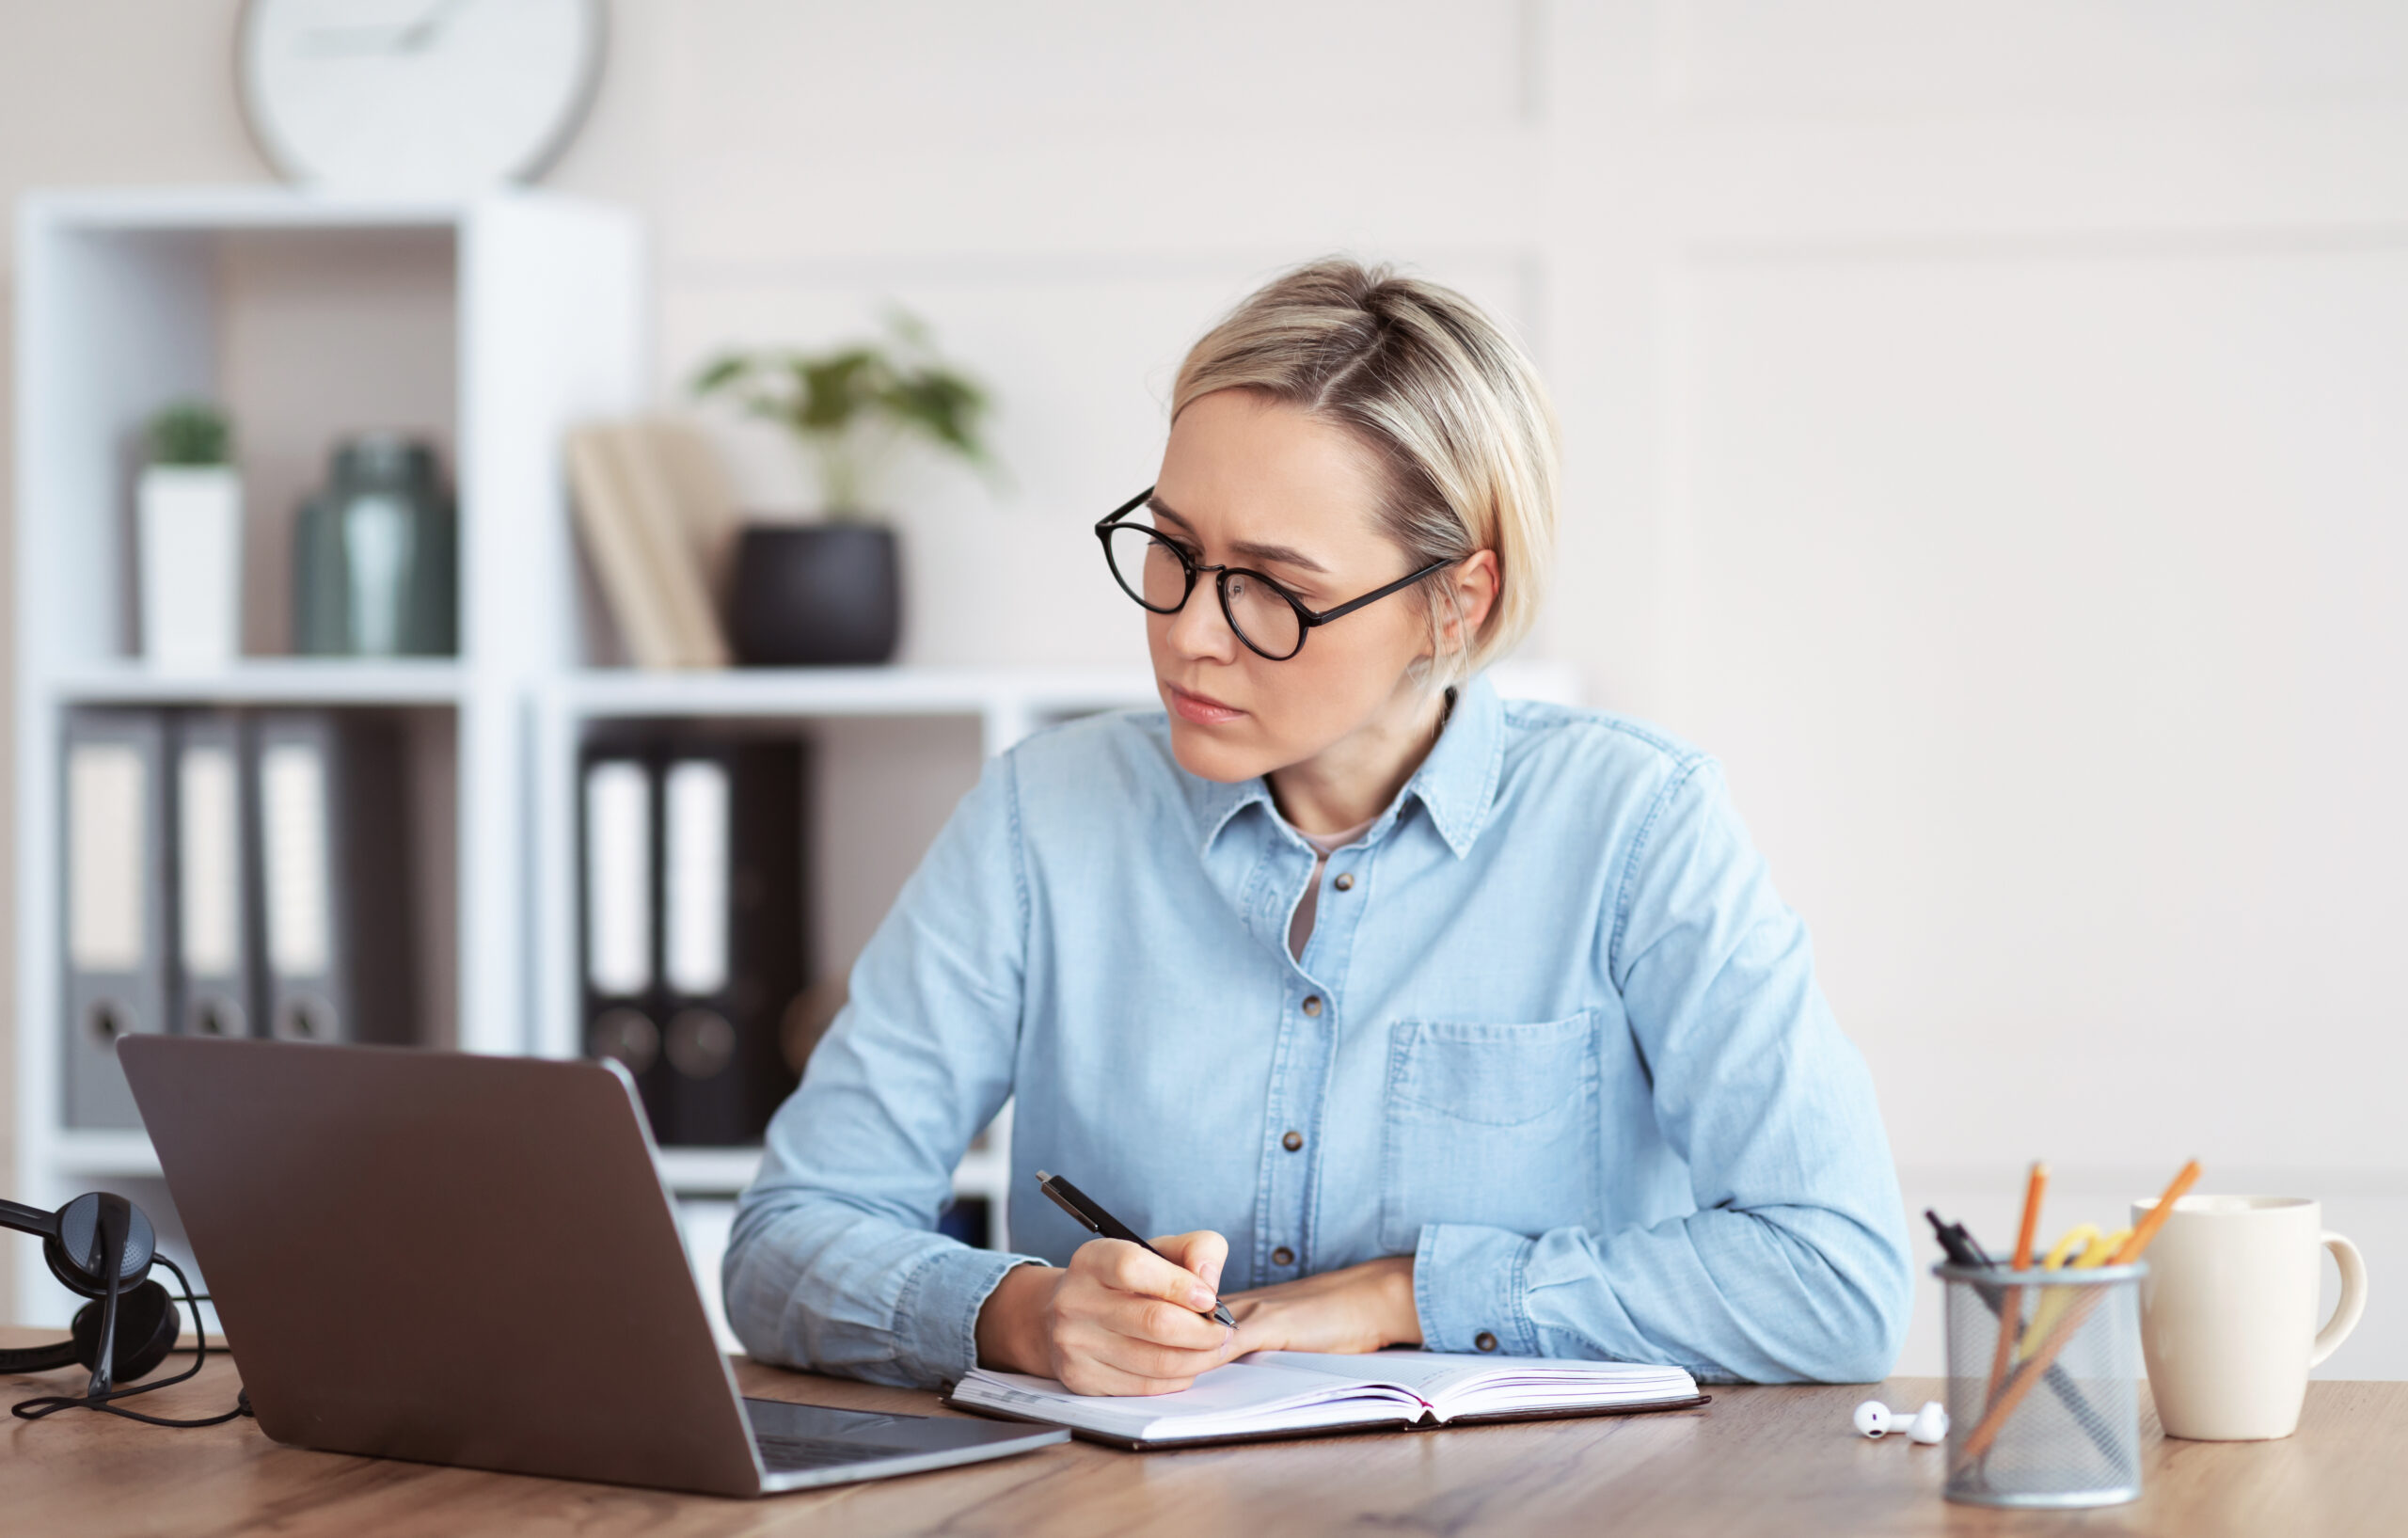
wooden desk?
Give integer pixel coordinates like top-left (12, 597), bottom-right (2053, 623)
top-left (2, 1329), bottom-right (2396, 1536)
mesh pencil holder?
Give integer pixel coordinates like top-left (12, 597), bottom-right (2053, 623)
top-left (1934, 1261), bottom-right (2146, 1509)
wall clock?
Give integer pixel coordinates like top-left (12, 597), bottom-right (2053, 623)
top-left (240, 0), bottom-right (606, 194)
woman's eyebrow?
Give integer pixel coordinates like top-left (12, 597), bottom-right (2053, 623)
top-left (1228, 538), bottom-right (1328, 574)
top-left (1144, 494), bottom-right (1196, 534)
top-left (1144, 496), bottom-right (1331, 575)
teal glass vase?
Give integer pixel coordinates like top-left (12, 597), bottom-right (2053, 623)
top-left (293, 434), bottom-right (457, 657)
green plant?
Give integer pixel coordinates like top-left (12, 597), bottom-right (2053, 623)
top-left (691, 310), bottom-right (994, 516)
top-left (146, 401), bottom-right (233, 467)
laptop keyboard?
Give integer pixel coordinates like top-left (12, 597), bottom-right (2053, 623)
top-left (754, 1434), bottom-right (925, 1472)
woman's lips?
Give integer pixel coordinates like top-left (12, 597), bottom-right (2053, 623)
top-left (1165, 681), bottom-right (1246, 725)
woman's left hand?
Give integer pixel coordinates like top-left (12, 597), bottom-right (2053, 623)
top-left (1224, 1255), bottom-right (1421, 1356)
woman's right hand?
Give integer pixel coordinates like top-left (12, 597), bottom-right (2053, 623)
top-left (974, 1230), bottom-right (1240, 1395)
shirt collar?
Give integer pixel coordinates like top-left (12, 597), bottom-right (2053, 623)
top-left (1181, 672), bottom-right (1506, 861)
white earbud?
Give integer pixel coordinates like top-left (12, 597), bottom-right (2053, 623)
top-left (1852, 1400), bottom-right (1949, 1443)
top-left (1909, 1401), bottom-right (1950, 1445)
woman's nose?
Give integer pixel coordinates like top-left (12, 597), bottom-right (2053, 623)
top-left (1163, 579), bottom-right (1239, 663)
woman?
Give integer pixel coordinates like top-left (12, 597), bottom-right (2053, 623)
top-left (725, 260), bottom-right (1911, 1395)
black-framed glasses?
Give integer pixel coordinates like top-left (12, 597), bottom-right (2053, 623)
top-left (1094, 486), bottom-right (1452, 662)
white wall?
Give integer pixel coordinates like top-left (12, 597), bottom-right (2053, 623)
top-left (1561, 1), bottom-right (2408, 1379)
top-left (4, 1), bottom-right (2402, 1378)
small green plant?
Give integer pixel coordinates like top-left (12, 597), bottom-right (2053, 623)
top-left (146, 401), bottom-right (233, 467)
top-left (691, 310), bottom-right (994, 516)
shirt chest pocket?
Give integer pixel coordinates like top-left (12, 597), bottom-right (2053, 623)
top-left (1377, 1012), bottom-right (1603, 1255)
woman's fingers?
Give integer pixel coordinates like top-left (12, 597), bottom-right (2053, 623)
top-left (1066, 1323), bottom-right (1229, 1385)
top-left (1150, 1229), bottom-right (1229, 1295)
top-left (1054, 1356), bottom-right (1201, 1398)
top-left (1044, 1233), bottom-right (1248, 1393)
top-left (1070, 1236), bottom-right (1220, 1316)
top-left (1064, 1246), bottom-right (1228, 1349)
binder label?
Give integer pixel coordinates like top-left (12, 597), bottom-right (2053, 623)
top-left (261, 743), bottom-right (333, 977)
top-left (68, 743), bottom-right (146, 973)
top-left (585, 760), bottom-right (653, 996)
top-left (178, 745), bottom-right (243, 976)
top-left (664, 760), bottom-right (730, 997)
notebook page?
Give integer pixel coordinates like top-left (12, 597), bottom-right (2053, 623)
top-left (952, 1360), bottom-right (1425, 1441)
top-left (1245, 1350), bottom-right (1698, 1419)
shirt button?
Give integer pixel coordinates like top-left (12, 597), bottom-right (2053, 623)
top-left (1272, 1246), bottom-right (1295, 1266)
top-left (1281, 1130), bottom-right (1304, 1152)
top-left (1475, 1331), bottom-right (1498, 1353)
top-left (1333, 872), bottom-right (1354, 892)
top-left (1301, 995), bottom-right (1323, 1016)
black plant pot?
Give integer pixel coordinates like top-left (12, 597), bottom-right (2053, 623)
top-left (728, 522), bottom-right (903, 666)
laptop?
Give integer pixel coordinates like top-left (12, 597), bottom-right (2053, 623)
top-left (117, 1036), bottom-right (1068, 1496)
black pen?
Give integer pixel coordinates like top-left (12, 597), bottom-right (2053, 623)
top-left (1035, 1170), bottom-right (1237, 1328)
top-left (1924, 1209), bottom-right (1995, 1268)
top-left (1925, 1208), bottom-right (2124, 1465)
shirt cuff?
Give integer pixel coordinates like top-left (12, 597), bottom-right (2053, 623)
top-left (1413, 1223), bottom-right (1539, 1356)
top-left (894, 1245), bottom-right (1049, 1388)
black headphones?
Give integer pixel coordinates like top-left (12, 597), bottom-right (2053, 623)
top-left (1, 1191), bottom-right (249, 1427)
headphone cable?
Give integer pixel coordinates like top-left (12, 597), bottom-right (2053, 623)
top-left (10, 1257), bottom-right (254, 1427)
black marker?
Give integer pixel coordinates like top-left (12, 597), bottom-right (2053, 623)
top-left (1035, 1170), bottom-right (1237, 1328)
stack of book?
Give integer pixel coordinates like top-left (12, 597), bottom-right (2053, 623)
top-left (563, 419), bottom-right (736, 669)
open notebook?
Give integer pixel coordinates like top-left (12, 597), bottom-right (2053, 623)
top-left (945, 1350), bottom-right (1707, 1450)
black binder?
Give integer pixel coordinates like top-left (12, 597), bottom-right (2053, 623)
top-left (578, 730), bottom-right (806, 1146)
top-left (251, 711), bottom-right (416, 1045)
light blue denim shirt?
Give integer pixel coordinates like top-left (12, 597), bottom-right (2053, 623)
top-left (726, 674), bottom-right (1912, 1388)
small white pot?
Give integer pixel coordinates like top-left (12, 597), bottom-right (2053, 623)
top-left (138, 465), bottom-right (244, 670)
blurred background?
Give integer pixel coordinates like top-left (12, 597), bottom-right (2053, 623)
top-left (1, 2), bottom-right (2401, 1379)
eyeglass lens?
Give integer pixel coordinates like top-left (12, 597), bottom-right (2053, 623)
top-left (1102, 515), bottom-right (1304, 658)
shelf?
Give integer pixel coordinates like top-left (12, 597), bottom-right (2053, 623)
top-left (51, 1130), bottom-right (164, 1180)
top-left (557, 665), bottom-right (1159, 721)
top-left (954, 1149), bottom-right (1011, 1198)
top-left (50, 659), bottom-right (1579, 717)
top-left (59, 1130), bottom-right (737, 1192)
top-left (49, 1133), bottom-right (1002, 1208)
top-left (49, 659), bottom-right (466, 707)
top-left (654, 1147), bottom-right (766, 1196)
top-left (655, 1145), bottom-right (1011, 1205)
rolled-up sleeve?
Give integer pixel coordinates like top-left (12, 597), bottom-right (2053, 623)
top-left (723, 751), bottom-right (1044, 1388)
top-left (1412, 759), bottom-right (1912, 1383)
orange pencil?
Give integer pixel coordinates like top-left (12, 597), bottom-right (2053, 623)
top-left (2108, 1159), bottom-right (2199, 1264)
top-left (1981, 1162), bottom-right (2049, 1409)
top-left (1953, 1160), bottom-right (2199, 1470)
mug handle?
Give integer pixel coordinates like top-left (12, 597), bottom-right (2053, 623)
top-left (2309, 1230), bottom-right (2368, 1370)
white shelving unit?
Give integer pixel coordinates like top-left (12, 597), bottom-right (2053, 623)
top-left (8, 184), bottom-right (1586, 1330)
top-left (10, 185), bottom-right (645, 1322)
top-left (45, 658), bottom-right (467, 707)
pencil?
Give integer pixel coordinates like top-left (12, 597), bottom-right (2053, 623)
top-left (1952, 1160), bottom-right (2200, 1469)
top-left (2109, 1158), bottom-right (2199, 1264)
top-left (1981, 1162), bottom-right (2048, 1410)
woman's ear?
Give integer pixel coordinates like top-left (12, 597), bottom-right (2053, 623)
top-left (1435, 549), bottom-right (1500, 657)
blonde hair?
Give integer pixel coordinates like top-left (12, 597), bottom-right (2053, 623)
top-left (1172, 258), bottom-right (1559, 688)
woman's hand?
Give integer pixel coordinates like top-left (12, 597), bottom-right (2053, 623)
top-left (974, 1230), bottom-right (1243, 1395)
top-left (1226, 1255), bottom-right (1421, 1356)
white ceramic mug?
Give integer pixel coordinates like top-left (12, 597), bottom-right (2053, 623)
top-left (2131, 1195), bottom-right (2368, 1440)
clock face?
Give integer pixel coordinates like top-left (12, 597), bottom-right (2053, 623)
top-left (240, 0), bottom-right (606, 194)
